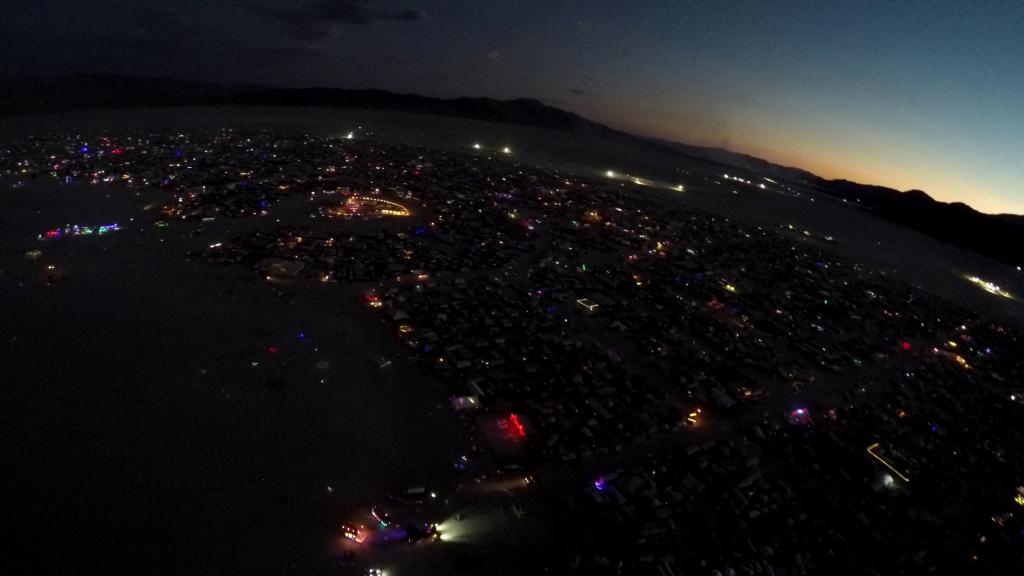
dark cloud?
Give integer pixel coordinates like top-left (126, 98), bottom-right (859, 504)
top-left (279, 0), bottom-right (428, 41)
top-left (88, 3), bottom-right (198, 51)
top-left (569, 88), bottom-right (589, 96)
top-left (126, 4), bottom-right (197, 38)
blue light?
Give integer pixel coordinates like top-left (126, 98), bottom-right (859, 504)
top-left (297, 332), bottom-right (305, 339)
top-left (80, 145), bottom-right (88, 154)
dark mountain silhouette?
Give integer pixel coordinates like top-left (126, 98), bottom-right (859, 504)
top-left (805, 179), bottom-right (1024, 267)
top-left (2, 74), bottom-right (1020, 267)
top-left (0, 74), bottom-right (620, 135)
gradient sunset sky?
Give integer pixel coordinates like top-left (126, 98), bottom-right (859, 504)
top-left (5, 0), bottom-right (1022, 213)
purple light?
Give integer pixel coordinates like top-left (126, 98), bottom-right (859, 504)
top-left (594, 477), bottom-right (605, 491)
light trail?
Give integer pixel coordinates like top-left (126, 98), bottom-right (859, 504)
top-left (866, 442), bottom-right (909, 482)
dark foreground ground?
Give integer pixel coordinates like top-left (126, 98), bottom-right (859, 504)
top-left (0, 182), bottom-right (478, 574)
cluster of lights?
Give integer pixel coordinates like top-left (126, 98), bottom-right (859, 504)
top-left (40, 223), bottom-right (120, 239)
top-left (341, 523), bottom-right (366, 543)
top-left (325, 196), bottom-right (411, 218)
top-left (965, 275), bottom-right (1013, 299)
top-left (723, 173), bottom-right (766, 189)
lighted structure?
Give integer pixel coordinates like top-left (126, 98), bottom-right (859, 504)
top-left (686, 408), bottom-right (701, 426)
top-left (322, 196), bottom-right (410, 220)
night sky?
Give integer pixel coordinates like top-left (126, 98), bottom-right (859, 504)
top-left (4, 1), bottom-right (1022, 213)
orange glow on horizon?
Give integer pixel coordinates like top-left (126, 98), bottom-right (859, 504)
top-left (587, 105), bottom-right (1020, 215)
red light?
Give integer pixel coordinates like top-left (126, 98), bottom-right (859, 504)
top-left (901, 341), bottom-right (911, 351)
top-left (509, 413), bottom-right (525, 437)
top-left (268, 345), bottom-right (279, 354)
top-left (111, 148), bottom-right (124, 155)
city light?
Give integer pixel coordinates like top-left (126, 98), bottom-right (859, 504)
top-left (14, 123), bottom-right (1024, 574)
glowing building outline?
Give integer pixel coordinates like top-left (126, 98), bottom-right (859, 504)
top-left (325, 196), bottom-right (411, 219)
